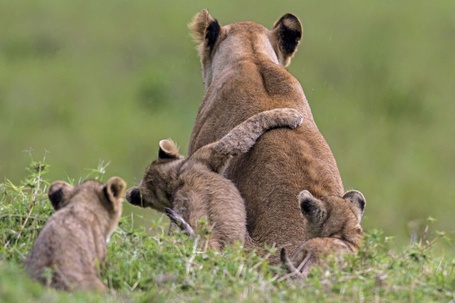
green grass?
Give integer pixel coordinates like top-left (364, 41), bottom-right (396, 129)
top-left (1, 162), bottom-right (454, 302)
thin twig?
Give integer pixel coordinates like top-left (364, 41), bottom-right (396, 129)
top-left (16, 166), bottom-right (44, 241)
top-left (0, 214), bottom-right (47, 221)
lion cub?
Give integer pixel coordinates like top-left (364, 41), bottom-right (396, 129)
top-left (25, 177), bottom-right (126, 292)
top-left (281, 189), bottom-right (366, 277)
top-left (126, 108), bottom-right (303, 249)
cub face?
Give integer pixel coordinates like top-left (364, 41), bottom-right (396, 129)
top-left (299, 189), bottom-right (366, 247)
top-left (126, 140), bottom-right (184, 212)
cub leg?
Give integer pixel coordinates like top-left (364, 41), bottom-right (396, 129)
top-left (194, 108), bottom-right (303, 172)
top-left (214, 108), bottom-right (302, 155)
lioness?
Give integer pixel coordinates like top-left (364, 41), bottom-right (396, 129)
top-left (188, 10), bottom-right (348, 262)
top-left (281, 189), bottom-right (366, 277)
top-left (25, 177), bottom-right (126, 292)
top-left (126, 108), bottom-right (303, 249)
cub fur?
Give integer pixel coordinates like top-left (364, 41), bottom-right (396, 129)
top-left (126, 108), bottom-right (303, 249)
top-left (281, 189), bottom-right (366, 277)
top-left (188, 10), bottom-right (350, 262)
top-left (25, 177), bottom-right (126, 292)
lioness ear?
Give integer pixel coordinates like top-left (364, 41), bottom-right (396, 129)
top-left (299, 190), bottom-right (326, 223)
top-left (48, 181), bottom-right (74, 210)
top-left (158, 139), bottom-right (180, 159)
top-left (189, 9), bottom-right (221, 51)
top-left (272, 13), bottom-right (303, 67)
top-left (104, 177), bottom-right (126, 201)
top-left (343, 190), bottom-right (366, 221)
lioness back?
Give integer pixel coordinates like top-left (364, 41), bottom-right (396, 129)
top-left (188, 10), bottom-right (344, 255)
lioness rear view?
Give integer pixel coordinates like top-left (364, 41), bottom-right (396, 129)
top-left (189, 10), bottom-right (359, 262)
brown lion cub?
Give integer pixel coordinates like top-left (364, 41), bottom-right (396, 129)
top-left (126, 108), bottom-right (303, 249)
top-left (281, 189), bottom-right (366, 278)
top-left (25, 177), bottom-right (126, 292)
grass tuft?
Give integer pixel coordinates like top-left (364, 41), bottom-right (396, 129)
top-left (1, 162), bottom-right (454, 302)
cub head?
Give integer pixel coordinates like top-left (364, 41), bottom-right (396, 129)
top-left (299, 190), bottom-right (366, 248)
top-left (126, 139), bottom-right (184, 212)
top-left (189, 9), bottom-right (303, 88)
top-left (48, 177), bottom-right (126, 239)
top-left (280, 190), bottom-right (366, 278)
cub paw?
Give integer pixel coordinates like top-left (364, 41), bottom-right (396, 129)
top-left (281, 108), bottom-right (303, 129)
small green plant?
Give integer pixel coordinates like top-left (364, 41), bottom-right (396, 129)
top-left (84, 160), bottom-right (111, 182)
top-left (1, 155), bottom-right (52, 264)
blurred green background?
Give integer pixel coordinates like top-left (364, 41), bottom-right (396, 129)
top-left (1, 1), bottom-right (454, 252)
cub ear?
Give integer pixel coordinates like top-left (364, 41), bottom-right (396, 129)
top-left (189, 9), bottom-right (222, 51)
top-left (104, 177), bottom-right (127, 203)
top-left (158, 139), bottom-right (181, 159)
top-left (343, 190), bottom-right (366, 221)
top-left (272, 13), bottom-right (303, 67)
top-left (48, 181), bottom-right (74, 210)
top-left (299, 190), bottom-right (326, 223)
